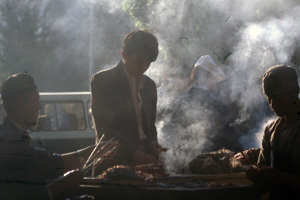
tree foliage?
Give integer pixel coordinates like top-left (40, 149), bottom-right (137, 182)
top-left (0, 0), bottom-right (59, 89)
top-left (0, 0), bottom-right (134, 91)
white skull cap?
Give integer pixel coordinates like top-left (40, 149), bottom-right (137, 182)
top-left (194, 55), bottom-right (227, 82)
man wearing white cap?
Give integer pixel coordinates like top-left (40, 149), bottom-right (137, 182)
top-left (161, 55), bottom-right (236, 171)
top-left (190, 55), bottom-right (227, 91)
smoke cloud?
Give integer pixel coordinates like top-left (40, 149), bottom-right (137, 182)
top-left (28, 0), bottom-right (300, 171)
top-left (146, 0), bottom-right (300, 171)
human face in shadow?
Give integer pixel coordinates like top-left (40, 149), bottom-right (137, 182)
top-left (266, 92), bottom-right (299, 117)
top-left (122, 50), bottom-right (153, 78)
top-left (21, 90), bottom-right (42, 127)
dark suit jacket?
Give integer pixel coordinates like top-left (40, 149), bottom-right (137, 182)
top-left (91, 61), bottom-right (158, 165)
top-left (0, 117), bottom-right (64, 200)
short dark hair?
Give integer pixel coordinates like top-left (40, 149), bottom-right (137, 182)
top-left (1, 73), bottom-right (37, 114)
top-left (122, 29), bottom-right (159, 62)
top-left (262, 65), bottom-right (299, 96)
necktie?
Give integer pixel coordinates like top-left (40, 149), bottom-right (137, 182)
top-left (135, 78), bottom-right (141, 104)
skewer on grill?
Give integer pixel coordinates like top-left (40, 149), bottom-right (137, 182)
top-left (83, 139), bottom-right (118, 172)
top-left (82, 134), bottom-right (105, 170)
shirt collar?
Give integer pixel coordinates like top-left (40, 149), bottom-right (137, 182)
top-left (5, 117), bottom-right (32, 142)
top-left (122, 64), bottom-right (134, 81)
top-left (121, 63), bottom-right (146, 90)
top-left (9, 118), bottom-right (28, 132)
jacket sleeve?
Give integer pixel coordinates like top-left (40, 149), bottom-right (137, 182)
top-left (257, 124), bottom-right (272, 166)
top-left (148, 80), bottom-right (158, 142)
top-left (91, 73), bottom-right (108, 141)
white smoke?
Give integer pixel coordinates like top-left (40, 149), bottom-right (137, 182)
top-left (50, 0), bottom-right (134, 76)
top-left (238, 116), bottom-right (276, 149)
top-left (35, 0), bottom-right (300, 171)
top-left (150, 0), bottom-right (300, 171)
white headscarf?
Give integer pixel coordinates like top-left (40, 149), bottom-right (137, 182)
top-left (194, 55), bottom-right (226, 83)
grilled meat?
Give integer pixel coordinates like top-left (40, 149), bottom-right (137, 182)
top-left (98, 164), bottom-right (169, 181)
top-left (187, 149), bottom-right (237, 174)
top-left (234, 148), bottom-right (260, 165)
top-left (98, 165), bottom-right (139, 180)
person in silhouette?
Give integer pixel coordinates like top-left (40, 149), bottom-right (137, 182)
top-left (91, 30), bottom-right (165, 172)
top-left (0, 73), bottom-right (95, 200)
top-left (247, 65), bottom-right (300, 200)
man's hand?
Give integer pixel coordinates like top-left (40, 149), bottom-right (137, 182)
top-left (246, 166), bottom-right (284, 186)
top-left (148, 142), bottom-right (167, 158)
top-left (132, 150), bottom-right (159, 165)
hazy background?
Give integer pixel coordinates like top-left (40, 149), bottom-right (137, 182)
top-left (1, 0), bottom-right (300, 171)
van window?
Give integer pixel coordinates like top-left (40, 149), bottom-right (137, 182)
top-left (33, 101), bottom-right (86, 131)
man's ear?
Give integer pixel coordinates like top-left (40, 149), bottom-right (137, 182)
top-left (18, 98), bottom-right (28, 110)
top-left (121, 50), bottom-right (128, 61)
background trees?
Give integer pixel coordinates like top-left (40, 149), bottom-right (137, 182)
top-left (0, 0), bottom-right (134, 91)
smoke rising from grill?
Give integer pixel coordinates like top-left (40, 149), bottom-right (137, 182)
top-left (47, 0), bottom-right (300, 171)
top-left (149, 0), bottom-right (300, 172)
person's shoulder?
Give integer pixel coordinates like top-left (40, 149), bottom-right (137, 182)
top-left (263, 117), bottom-right (280, 137)
top-left (0, 124), bottom-right (6, 141)
top-left (0, 121), bottom-right (12, 141)
top-left (266, 117), bottom-right (280, 128)
top-left (143, 75), bottom-right (156, 86)
top-left (91, 64), bottom-right (122, 87)
top-left (92, 65), bottom-right (118, 79)
top-left (181, 86), bottom-right (208, 102)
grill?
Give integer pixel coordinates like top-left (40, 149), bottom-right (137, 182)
top-left (78, 173), bottom-right (263, 200)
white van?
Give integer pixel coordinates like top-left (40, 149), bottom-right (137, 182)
top-left (0, 92), bottom-right (95, 153)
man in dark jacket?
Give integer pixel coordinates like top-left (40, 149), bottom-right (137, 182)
top-left (91, 30), bottom-right (164, 169)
